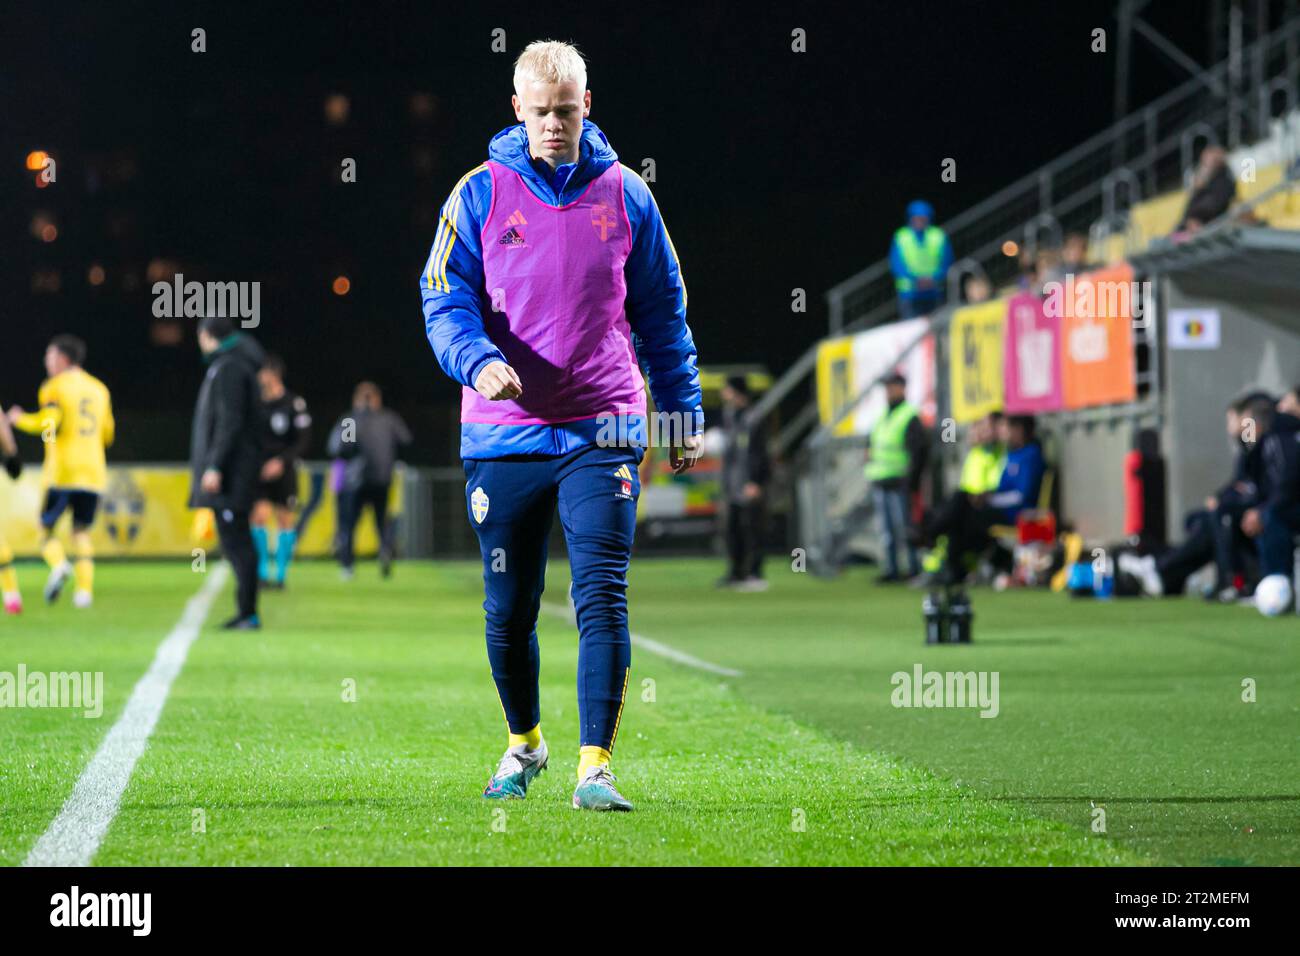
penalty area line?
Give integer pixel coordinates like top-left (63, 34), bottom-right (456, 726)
top-left (23, 563), bottom-right (230, 867)
top-left (541, 599), bottom-right (743, 678)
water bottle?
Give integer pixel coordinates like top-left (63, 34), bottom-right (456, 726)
top-left (922, 592), bottom-right (945, 645)
top-left (947, 592), bottom-right (973, 644)
top-left (1094, 556), bottom-right (1115, 600)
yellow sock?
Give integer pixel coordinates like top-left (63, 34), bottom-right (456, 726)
top-left (577, 746), bottom-right (611, 780)
top-left (0, 541), bottom-right (17, 595)
top-left (42, 537), bottom-right (67, 570)
top-left (508, 723), bottom-right (543, 750)
top-left (72, 532), bottom-right (94, 595)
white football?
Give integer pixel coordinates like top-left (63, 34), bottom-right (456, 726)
top-left (1254, 575), bottom-right (1293, 617)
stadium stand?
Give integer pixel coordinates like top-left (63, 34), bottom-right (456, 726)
top-left (750, 18), bottom-right (1300, 611)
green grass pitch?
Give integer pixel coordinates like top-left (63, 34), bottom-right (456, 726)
top-left (1, 557), bottom-right (1294, 865)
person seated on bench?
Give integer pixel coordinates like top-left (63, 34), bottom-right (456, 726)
top-left (924, 414), bottom-right (1044, 584)
top-left (1246, 389), bottom-right (1300, 589)
top-left (921, 411), bottom-right (1004, 576)
top-left (1120, 392), bottom-right (1269, 599)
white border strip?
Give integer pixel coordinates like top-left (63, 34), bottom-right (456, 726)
top-left (23, 564), bottom-right (230, 867)
top-left (541, 599), bottom-right (743, 678)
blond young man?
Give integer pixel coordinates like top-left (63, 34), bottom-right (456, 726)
top-left (420, 40), bottom-right (703, 810)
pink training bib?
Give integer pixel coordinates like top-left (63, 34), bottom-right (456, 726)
top-left (462, 160), bottom-right (647, 426)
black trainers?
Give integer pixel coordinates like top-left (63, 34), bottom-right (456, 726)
top-left (221, 614), bottom-right (262, 630)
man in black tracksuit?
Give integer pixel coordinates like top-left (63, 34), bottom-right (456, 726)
top-left (189, 315), bottom-right (266, 629)
top-left (1245, 396), bottom-right (1300, 584)
top-left (718, 376), bottom-right (772, 590)
top-left (1133, 394), bottom-right (1266, 599)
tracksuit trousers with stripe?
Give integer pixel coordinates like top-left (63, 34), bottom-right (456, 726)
top-left (463, 443), bottom-right (642, 752)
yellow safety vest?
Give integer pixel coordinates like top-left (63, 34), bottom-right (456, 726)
top-left (893, 226), bottom-right (947, 292)
top-left (866, 401), bottom-right (918, 481)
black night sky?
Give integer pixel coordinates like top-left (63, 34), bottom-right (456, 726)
top-left (4, 1), bottom-right (1210, 464)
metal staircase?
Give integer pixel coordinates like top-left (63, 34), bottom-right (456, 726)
top-left (753, 14), bottom-right (1300, 575)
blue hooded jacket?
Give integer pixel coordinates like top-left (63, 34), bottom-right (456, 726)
top-left (987, 439), bottom-right (1046, 522)
top-left (420, 119), bottom-right (703, 459)
top-left (889, 199), bottom-right (953, 299)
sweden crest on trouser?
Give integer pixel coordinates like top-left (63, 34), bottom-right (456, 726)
top-left (471, 486), bottom-right (489, 523)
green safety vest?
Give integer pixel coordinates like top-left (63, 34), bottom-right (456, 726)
top-left (958, 444), bottom-right (1005, 494)
top-left (893, 226), bottom-right (947, 292)
top-left (866, 401), bottom-right (918, 481)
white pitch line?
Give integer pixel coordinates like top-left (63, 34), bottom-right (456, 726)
top-left (541, 600), bottom-right (743, 678)
top-left (23, 563), bottom-right (230, 867)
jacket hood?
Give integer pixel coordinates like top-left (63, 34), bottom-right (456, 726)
top-left (214, 332), bottom-right (265, 371)
top-left (907, 199), bottom-right (934, 221)
top-left (487, 118), bottom-right (618, 196)
top-left (1271, 410), bottom-right (1300, 435)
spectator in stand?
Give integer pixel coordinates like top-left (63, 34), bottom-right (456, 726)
top-left (963, 274), bottom-right (992, 304)
top-left (890, 200), bottom-right (953, 319)
top-left (866, 371), bottom-right (928, 582)
top-left (924, 414), bottom-right (1043, 584)
top-left (1121, 393), bottom-right (1268, 600)
top-left (1176, 145), bottom-right (1236, 234)
top-left (1015, 246), bottom-right (1038, 292)
top-left (1035, 247), bottom-right (1065, 290)
top-left (1061, 232), bottom-right (1090, 274)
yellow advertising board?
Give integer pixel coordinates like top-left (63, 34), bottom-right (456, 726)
top-left (948, 300), bottom-right (1006, 423)
top-left (0, 465), bottom-right (395, 558)
top-left (815, 319), bottom-right (936, 436)
top-left (815, 336), bottom-right (856, 437)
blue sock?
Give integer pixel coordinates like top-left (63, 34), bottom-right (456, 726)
top-left (274, 529), bottom-right (297, 583)
top-left (251, 526), bottom-right (270, 582)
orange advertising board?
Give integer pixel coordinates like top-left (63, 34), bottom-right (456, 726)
top-left (1056, 263), bottom-right (1138, 409)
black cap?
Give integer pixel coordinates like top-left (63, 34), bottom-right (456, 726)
top-left (883, 370), bottom-right (907, 387)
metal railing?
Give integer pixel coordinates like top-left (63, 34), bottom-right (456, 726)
top-left (755, 18), bottom-right (1300, 469)
top-left (796, 313), bottom-right (949, 575)
top-left (793, 162), bottom-right (1300, 576)
top-left (826, 17), bottom-right (1300, 338)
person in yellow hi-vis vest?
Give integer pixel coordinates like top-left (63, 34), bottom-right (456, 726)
top-left (921, 411), bottom-right (1005, 575)
top-left (6, 335), bottom-right (114, 608)
top-left (890, 199), bottom-right (953, 320)
top-left (865, 371), bottom-right (928, 582)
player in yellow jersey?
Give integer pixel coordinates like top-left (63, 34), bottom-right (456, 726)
top-left (6, 335), bottom-right (114, 608)
top-left (0, 412), bottom-right (24, 615)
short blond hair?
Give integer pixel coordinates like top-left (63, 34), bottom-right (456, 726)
top-left (513, 39), bottom-right (587, 93)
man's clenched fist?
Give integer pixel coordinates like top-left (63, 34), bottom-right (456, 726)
top-left (474, 361), bottom-right (523, 401)
top-left (670, 432), bottom-right (703, 474)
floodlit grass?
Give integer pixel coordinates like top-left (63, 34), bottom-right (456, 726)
top-left (4, 557), bottom-right (1292, 865)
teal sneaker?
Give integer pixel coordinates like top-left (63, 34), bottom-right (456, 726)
top-left (482, 741), bottom-right (548, 799)
top-left (572, 765), bottom-right (634, 811)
